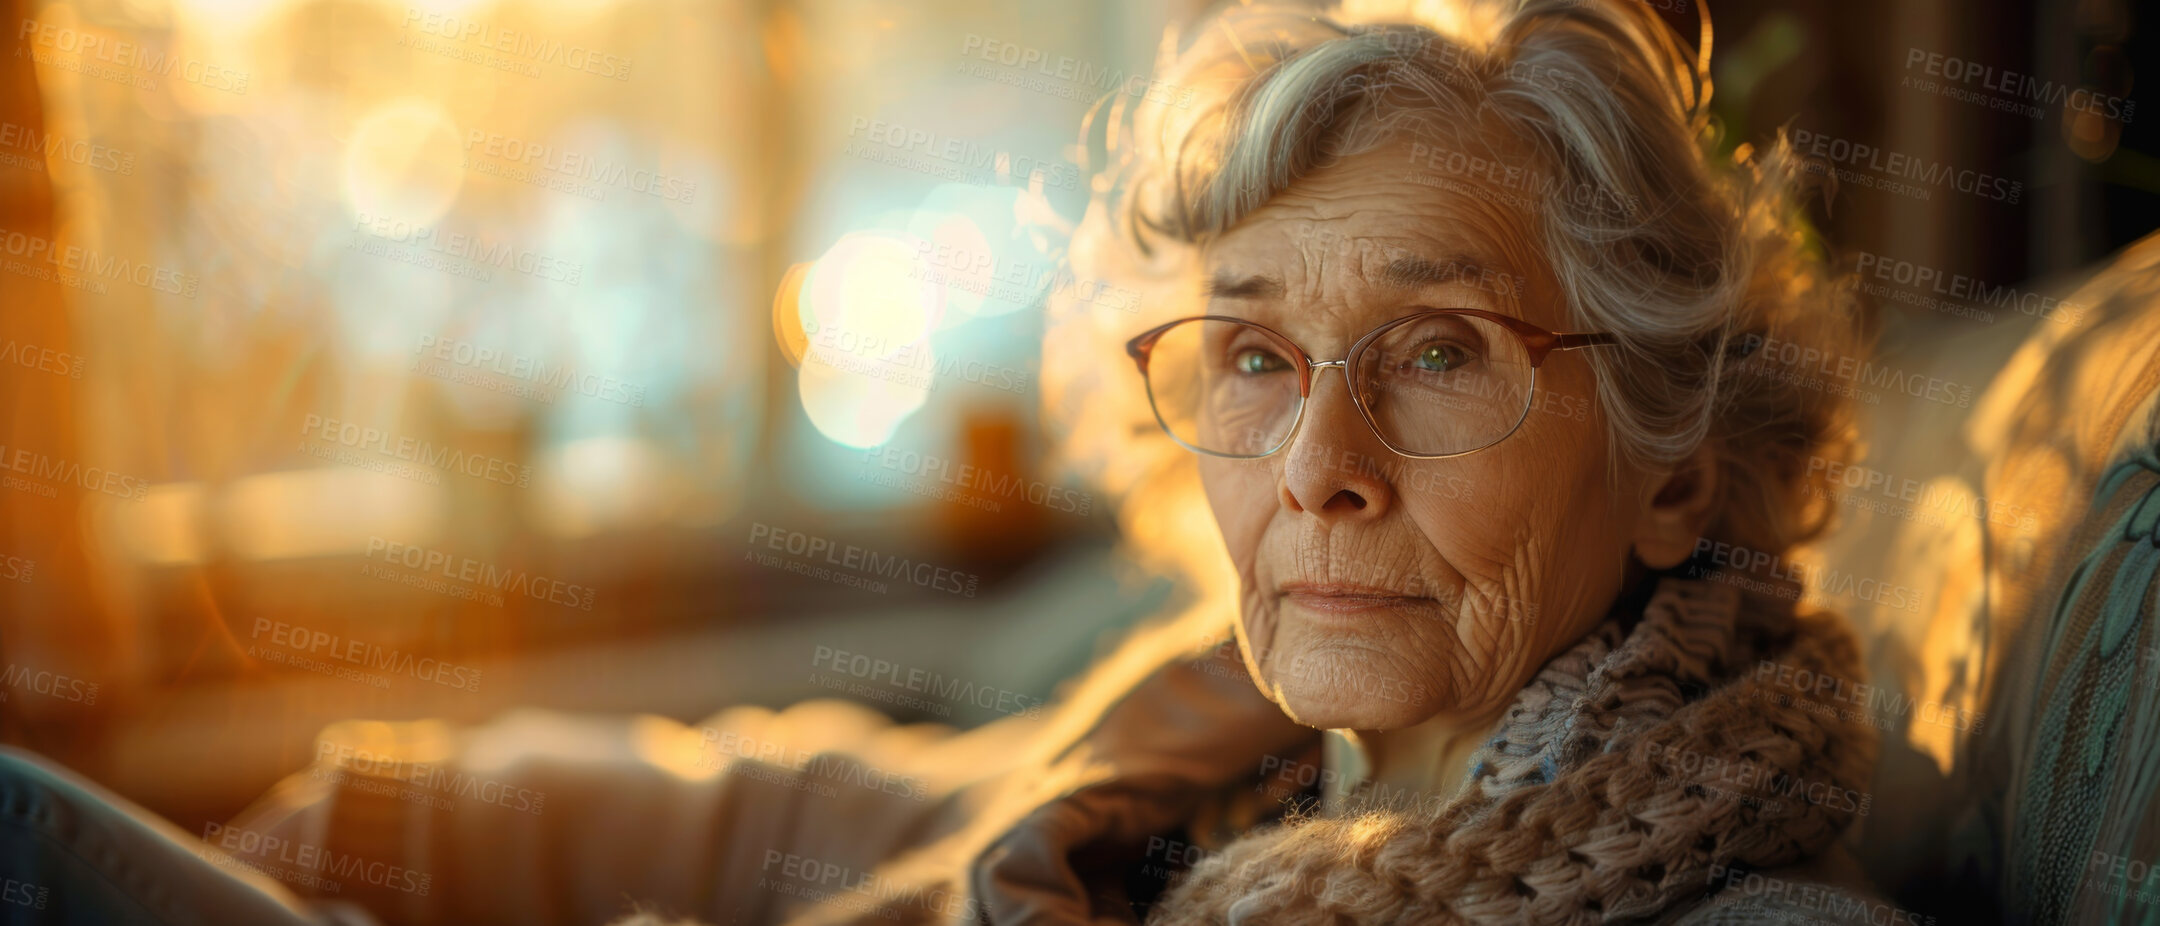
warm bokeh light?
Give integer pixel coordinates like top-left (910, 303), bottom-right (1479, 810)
top-left (795, 229), bottom-right (940, 448)
top-left (341, 97), bottom-right (466, 228)
top-left (531, 435), bottom-right (676, 539)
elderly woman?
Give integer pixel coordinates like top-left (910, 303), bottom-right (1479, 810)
top-left (1009, 0), bottom-right (1878, 919)
top-left (0, 0), bottom-right (1878, 923)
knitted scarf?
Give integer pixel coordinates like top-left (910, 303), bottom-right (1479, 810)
top-left (1150, 576), bottom-right (1878, 924)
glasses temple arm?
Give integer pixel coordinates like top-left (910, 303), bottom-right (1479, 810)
top-left (1553, 332), bottom-right (1619, 351)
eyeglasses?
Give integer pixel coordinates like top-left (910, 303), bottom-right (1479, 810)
top-left (1125, 309), bottom-right (1618, 459)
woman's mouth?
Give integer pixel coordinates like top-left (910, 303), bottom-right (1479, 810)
top-left (1278, 582), bottom-right (1438, 614)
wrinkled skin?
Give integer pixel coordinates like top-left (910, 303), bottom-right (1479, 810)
top-left (1194, 136), bottom-right (1711, 766)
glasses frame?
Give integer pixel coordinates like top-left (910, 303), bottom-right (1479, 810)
top-left (1125, 308), bottom-right (1619, 460)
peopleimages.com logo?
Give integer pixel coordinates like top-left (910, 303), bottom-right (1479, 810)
top-left (0, 444), bottom-right (150, 500)
top-left (747, 523), bottom-right (981, 597)
top-left (1692, 537), bottom-right (1923, 613)
top-left (1755, 660), bottom-right (1985, 735)
top-left (842, 117), bottom-right (1080, 192)
top-left (861, 446), bottom-right (1092, 516)
top-left (809, 645), bottom-right (1042, 718)
top-left (299, 414), bottom-right (532, 488)
top-left (1, 338), bottom-right (84, 379)
top-left (0, 224), bottom-right (197, 296)
top-left (1852, 250), bottom-right (2085, 327)
top-left (15, 19), bottom-right (251, 94)
top-left (0, 662), bottom-right (98, 705)
top-left (0, 877), bottom-right (46, 911)
top-left (955, 33), bottom-right (1198, 112)
top-left (365, 536), bottom-right (595, 611)
top-left (199, 824), bottom-right (431, 897)
top-left (398, 10), bottom-right (632, 80)
top-left (698, 727), bottom-right (929, 802)
top-left (313, 742), bottom-right (546, 814)
top-left (461, 130), bottom-right (694, 203)
top-left (0, 120), bottom-right (134, 175)
top-left (349, 213), bottom-right (583, 286)
top-left (249, 619), bottom-right (483, 693)
top-left (1903, 47), bottom-right (2134, 123)
top-left (1790, 127), bottom-right (2021, 204)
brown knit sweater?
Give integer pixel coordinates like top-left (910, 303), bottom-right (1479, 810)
top-left (1151, 577), bottom-right (1879, 924)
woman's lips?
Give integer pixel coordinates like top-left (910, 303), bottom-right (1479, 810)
top-left (1278, 582), bottom-right (1437, 614)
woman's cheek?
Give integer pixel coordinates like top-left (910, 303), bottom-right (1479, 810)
top-left (1238, 586), bottom-right (1281, 673)
top-left (1199, 459), bottom-right (1274, 558)
top-left (1446, 539), bottom-right (1547, 701)
top-left (1201, 457), bottom-right (1281, 663)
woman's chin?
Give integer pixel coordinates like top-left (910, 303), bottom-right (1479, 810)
top-left (1264, 671), bottom-right (1446, 731)
top-left (1248, 629), bottom-right (1450, 730)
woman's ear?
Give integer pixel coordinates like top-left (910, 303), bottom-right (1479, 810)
top-left (1631, 442), bottom-right (1720, 570)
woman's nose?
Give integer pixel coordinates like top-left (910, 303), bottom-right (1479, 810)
top-left (1278, 368), bottom-right (1395, 519)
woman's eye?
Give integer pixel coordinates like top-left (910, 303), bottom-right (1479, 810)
top-left (1413, 342), bottom-right (1472, 371)
top-left (1234, 349), bottom-right (1289, 374)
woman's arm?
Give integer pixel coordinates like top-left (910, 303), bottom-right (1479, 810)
top-left (223, 702), bottom-right (975, 926)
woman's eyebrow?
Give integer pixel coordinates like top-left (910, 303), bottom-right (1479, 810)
top-left (1377, 254), bottom-right (1504, 290)
top-left (1204, 271), bottom-right (1286, 300)
top-left (1203, 254), bottom-right (1512, 300)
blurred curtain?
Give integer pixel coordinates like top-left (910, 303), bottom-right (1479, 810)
top-left (0, 0), bottom-right (115, 771)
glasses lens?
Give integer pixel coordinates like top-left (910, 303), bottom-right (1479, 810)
top-left (1354, 313), bottom-right (1534, 456)
top-left (1142, 319), bottom-right (1303, 457)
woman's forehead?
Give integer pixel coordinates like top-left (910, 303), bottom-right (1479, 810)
top-left (1206, 212), bottom-right (1521, 282)
top-left (1199, 207), bottom-right (1547, 327)
top-left (1200, 141), bottom-right (1549, 297)
top-left (1201, 249), bottom-right (1525, 305)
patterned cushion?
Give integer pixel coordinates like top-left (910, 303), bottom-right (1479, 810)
top-left (1993, 447), bottom-right (2160, 923)
top-left (1944, 234), bottom-right (2160, 923)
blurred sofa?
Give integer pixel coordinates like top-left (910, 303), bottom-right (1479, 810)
top-left (1826, 231), bottom-right (2160, 923)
